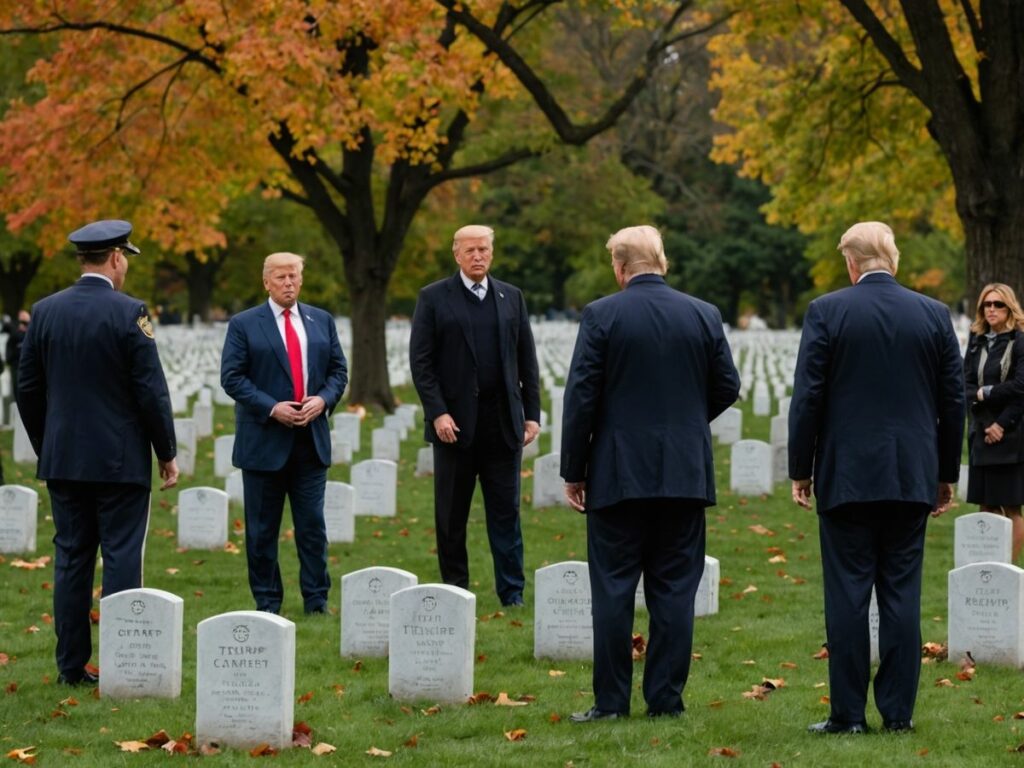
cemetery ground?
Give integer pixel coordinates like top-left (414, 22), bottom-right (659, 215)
top-left (0, 394), bottom-right (1022, 767)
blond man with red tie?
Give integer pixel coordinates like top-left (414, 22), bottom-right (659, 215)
top-left (221, 252), bottom-right (348, 615)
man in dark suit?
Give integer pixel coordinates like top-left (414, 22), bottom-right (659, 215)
top-left (221, 252), bottom-right (347, 615)
top-left (561, 225), bottom-right (740, 722)
top-left (17, 219), bottom-right (179, 685)
top-left (789, 221), bottom-right (965, 734)
top-left (409, 224), bottom-right (541, 607)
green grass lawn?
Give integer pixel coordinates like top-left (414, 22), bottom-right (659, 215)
top-left (1, 391), bottom-right (1022, 767)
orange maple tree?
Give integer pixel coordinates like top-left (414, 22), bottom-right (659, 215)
top-left (0, 0), bottom-right (714, 407)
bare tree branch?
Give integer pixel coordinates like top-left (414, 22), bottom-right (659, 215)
top-left (838, 0), bottom-right (929, 105)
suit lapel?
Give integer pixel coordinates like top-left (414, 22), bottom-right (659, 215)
top-left (257, 303), bottom-right (293, 380)
top-left (446, 273), bottom-right (477, 364)
top-left (297, 303), bottom-right (320, 389)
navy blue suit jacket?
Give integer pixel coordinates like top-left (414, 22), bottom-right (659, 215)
top-left (560, 274), bottom-right (740, 510)
top-left (409, 272), bottom-right (541, 449)
top-left (788, 273), bottom-right (965, 512)
top-left (16, 277), bottom-right (176, 487)
top-left (221, 301), bottom-right (348, 471)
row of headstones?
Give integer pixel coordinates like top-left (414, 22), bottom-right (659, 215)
top-left (98, 558), bottom-right (721, 749)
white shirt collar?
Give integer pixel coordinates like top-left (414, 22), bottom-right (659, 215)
top-left (460, 271), bottom-right (488, 294)
top-left (857, 270), bottom-right (891, 283)
top-left (268, 297), bottom-right (299, 318)
top-left (81, 273), bottom-right (114, 288)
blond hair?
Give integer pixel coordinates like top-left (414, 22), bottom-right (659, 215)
top-left (452, 225), bottom-right (494, 253)
top-left (837, 221), bottom-right (899, 275)
top-left (605, 225), bottom-right (668, 277)
top-left (971, 282), bottom-right (1024, 335)
top-left (263, 251), bottom-right (305, 278)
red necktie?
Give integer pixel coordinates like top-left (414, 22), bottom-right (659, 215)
top-left (283, 308), bottom-right (304, 401)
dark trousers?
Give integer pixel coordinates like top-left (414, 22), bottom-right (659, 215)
top-left (818, 502), bottom-right (930, 724)
top-left (48, 479), bottom-right (150, 676)
top-left (241, 429), bottom-right (329, 613)
top-left (587, 498), bottom-right (706, 715)
top-left (432, 399), bottom-right (524, 604)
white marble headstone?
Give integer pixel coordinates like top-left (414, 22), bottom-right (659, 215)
top-left (636, 555), bottom-right (719, 617)
top-left (340, 566), bottom-right (417, 657)
top-left (330, 430), bottom-right (353, 465)
top-left (196, 611), bottom-right (296, 749)
top-left (772, 444), bottom-right (789, 486)
top-left (324, 481), bottom-right (355, 544)
top-left (415, 446), bottom-right (434, 477)
top-left (333, 412), bottom-right (361, 452)
top-left (769, 415), bottom-right (788, 445)
top-left (178, 487), bottom-right (229, 550)
top-left (395, 404), bottom-right (419, 431)
top-left (383, 414), bottom-right (408, 441)
top-left (534, 561), bottom-right (592, 660)
top-left (173, 418), bottom-right (197, 476)
top-left (550, 387), bottom-right (564, 457)
top-left (11, 405), bottom-right (37, 464)
top-left (955, 512), bottom-right (1012, 568)
top-left (372, 427), bottom-right (401, 462)
top-left (948, 562), bottom-right (1024, 667)
top-left (352, 459), bottom-right (397, 517)
top-left (533, 452), bottom-right (567, 509)
top-left (0, 485), bottom-right (38, 553)
top-left (710, 407), bottom-right (742, 445)
top-left (869, 586), bottom-right (879, 664)
top-left (192, 402), bottom-right (213, 439)
top-left (213, 435), bottom-right (235, 478)
top-left (388, 584), bottom-right (475, 703)
top-left (225, 470), bottom-right (245, 507)
top-left (99, 587), bottom-right (183, 699)
top-left (730, 440), bottom-right (773, 495)
top-left (957, 464), bottom-right (970, 501)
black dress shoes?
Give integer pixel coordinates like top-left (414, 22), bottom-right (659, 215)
top-left (883, 720), bottom-right (914, 733)
top-left (57, 669), bottom-right (99, 686)
top-left (646, 709), bottom-right (683, 719)
top-left (807, 719), bottom-right (868, 734)
top-left (570, 707), bottom-right (626, 723)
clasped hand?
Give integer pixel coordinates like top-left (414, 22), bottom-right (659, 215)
top-left (984, 422), bottom-right (1005, 444)
top-left (271, 396), bottom-right (326, 427)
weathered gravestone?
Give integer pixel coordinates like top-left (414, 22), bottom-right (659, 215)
top-left (340, 566), bottom-right (418, 657)
top-left (957, 464), bottom-right (970, 501)
top-left (330, 430), bottom-right (353, 465)
top-left (0, 485), bottom-right (38, 553)
top-left (955, 512), bottom-right (1012, 568)
top-left (372, 427), bottom-right (401, 462)
top-left (635, 555), bottom-right (720, 618)
top-left (225, 470), bottom-right (244, 507)
top-left (533, 453), bottom-right (567, 509)
top-left (333, 412), bottom-right (361, 452)
top-left (383, 414), bottom-right (408, 441)
top-left (324, 481), bottom-right (355, 544)
top-left (710, 407), bottom-right (742, 445)
top-left (352, 459), bottom-right (397, 517)
top-left (213, 435), bottom-right (235, 478)
top-left (869, 587), bottom-right (880, 664)
top-left (769, 415), bottom-right (788, 446)
top-left (948, 562), bottom-right (1024, 667)
top-left (196, 611), bottom-right (296, 750)
top-left (192, 402), bottom-right (213, 439)
top-left (534, 561), bottom-right (592, 660)
top-left (388, 584), bottom-right (475, 703)
top-left (99, 588), bottom-right (183, 699)
top-left (730, 440), bottom-right (773, 496)
top-left (173, 418), bottom-right (197, 476)
top-left (396, 404), bottom-right (419, 431)
top-left (178, 487), bottom-right (229, 550)
top-left (11, 405), bottom-right (37, 464)
top-left (550, 387), bottom-right (564, 458)
top-left (415, 447), bottom-right (433, 477)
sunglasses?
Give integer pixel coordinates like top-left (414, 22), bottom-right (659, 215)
top-left (982, 300), bottom-right (1007, 310)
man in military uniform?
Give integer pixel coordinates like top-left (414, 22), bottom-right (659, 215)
top-left (17, 219), bottom-right (179, 685)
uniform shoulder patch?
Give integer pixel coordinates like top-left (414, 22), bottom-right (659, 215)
top-left (136, 313), bottom-right (155, 339)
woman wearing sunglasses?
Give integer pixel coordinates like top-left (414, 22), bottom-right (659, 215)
top-left (964, 283), bottom-right (1024, 561)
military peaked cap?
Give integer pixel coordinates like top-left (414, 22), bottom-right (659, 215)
top-left (68, 219), bottom-right (141, 255)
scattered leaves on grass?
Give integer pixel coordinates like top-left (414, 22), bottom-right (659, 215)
top-left (768, 555), bottom-right (787, 564)
top-left (421, 705), bottom-right (442, 716)
top-left (468, 692), bottom-right (494, 705)
top-left (6, 747), bottom-right (37, 764)
top-left (1012, 712), bottom-right (1024, 720)
top-left (89, 610), bottom-right (100, 625)
top-left (934, 678), bottom-right (955, 687)
top-left (549, 712), bottom-right (562, 723)
top-left (0, 653), bottom-right (9, 666)
top-left (366, 746), bottom-right (392, 757)
top-left (708, 746), bottom-right (740, 757)
top-left (115, 740), bottom-right (150, 752)
top-left (298, 691), bottom-right (314, 704)
top-left (632, 633), bottom-right (647, 660)
top-left (921, 642), bottom-right (947, 661)
top-left (403, 735), bottom-right (419, 749)
top-left (165, 568), bottom-right (180, 575)
top-left (956, 652), bottom-right (976, 681)
top-left (23, 626), bottom-right (39, 634)
top-left (813, 646), bottom-right (829, 660)
top-left (6, 683), bottom-right (18, 694)
top-left (708, 700), bottom-right (724, 708)
top-left (549, 670), bottom-right (566, 677)
top-left (742, 585), bottom-right (758, 594)
top-left (993, 715), bottom-right (1005, 722)
top-left (249, 743), bottom-right (277, 757)
top-left (11, 556), bottom-right (51, 570)
top-left (748, 525), bottom-right (774, 536)
top-left (312, 743), bottom-right (336, 756)
top-left (352, 660), bottom-right (363, 672)
top-left (780, 661), bottom-right (798, 669)
top-left (692, 653), bottom-right (703, 660)
top-left (504, 729), bottom-right (527, 742)
top-left (495, 692), bottom-right (529, 707)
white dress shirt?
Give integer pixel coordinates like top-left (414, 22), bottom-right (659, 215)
top-left (268, 298), bottom-right (309, 399)
top-left (460, 271), bottom-right (489, 300)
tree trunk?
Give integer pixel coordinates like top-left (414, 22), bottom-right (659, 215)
top-left (961, 199), bottom-right (1024, 304)
top-left (184, 252), bottom-right (222, 322)
top-left (345, 269), bottom-right (394, 410)
top-left (0, 251), bottom-right (42, 317)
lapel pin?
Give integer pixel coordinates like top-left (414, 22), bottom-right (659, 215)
top-left (499, 292), bottom-right (505, 299)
